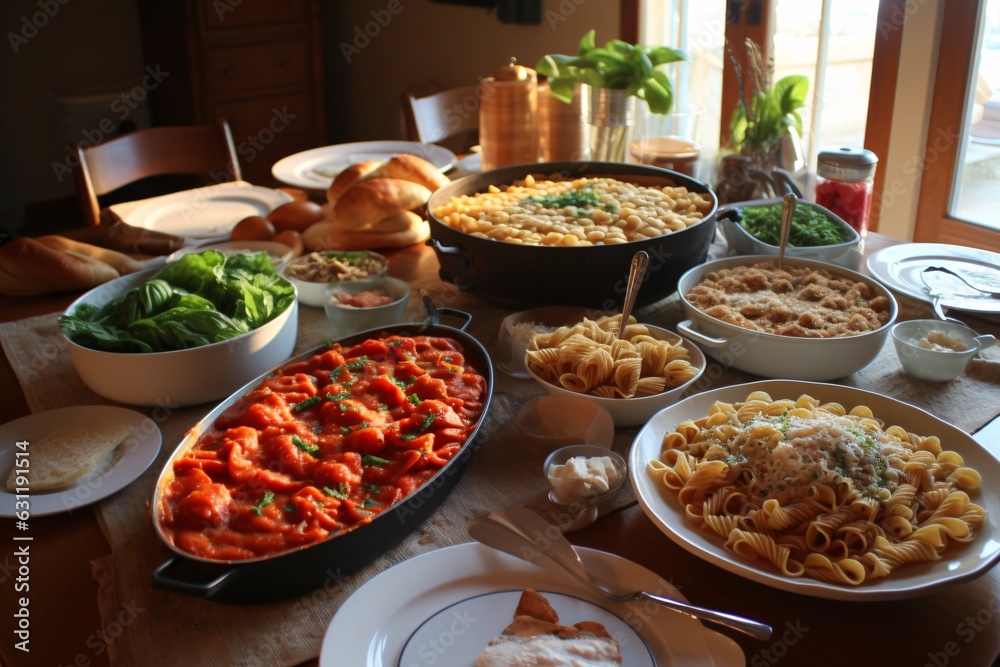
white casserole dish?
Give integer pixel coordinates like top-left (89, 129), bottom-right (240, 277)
top-left (61, 267), bottom-right (298, 407)
top-left (676, 255), bottom-right (897, 381)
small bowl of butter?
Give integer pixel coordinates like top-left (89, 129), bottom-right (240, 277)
top-left (543, 445), bottom-right (627, 512)
top-left (891, 319), bottom-right (996, 382)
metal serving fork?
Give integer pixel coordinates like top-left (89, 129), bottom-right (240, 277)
top-left (468, 507), bottom-right (773, 641)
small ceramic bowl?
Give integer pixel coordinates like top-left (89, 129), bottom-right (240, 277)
top-left (516, 395), bottom-right (615, 450)
top-left (281, 250), bottom-right (388, 308)
top-left (891, 319), bottom-right (996, 382)
top-left (543, 445), bottom-right (627, 511)
top-left (323, 276), bottom-right (411, 339)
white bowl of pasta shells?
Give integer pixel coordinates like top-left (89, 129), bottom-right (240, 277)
top-left (524, 315), bottom-right (707, 427)
top-left (630, 380), bottom-right (1000, 601)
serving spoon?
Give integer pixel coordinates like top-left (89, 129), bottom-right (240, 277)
top-left (616, 250), bottom-right (648, 338)
top-left (777, 192), bottom-right (797, 269)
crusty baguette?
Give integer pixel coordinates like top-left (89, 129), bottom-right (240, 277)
top-left (326, 160), bottom-right (383, 206)
top-left (35, 235), bottom-right (144, 275)
top-left (332, 178), bottom-right (431, 231)
top-left (302, 218), bottom-right (430, 251)
top-left (0, 237), bottom-right (122, 296)
top-left (370, 154), bottom-right (450, 193)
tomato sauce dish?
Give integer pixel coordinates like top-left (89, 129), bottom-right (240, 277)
top-left (151, 321), bottom-right (492, 602)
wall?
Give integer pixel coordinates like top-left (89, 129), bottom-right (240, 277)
top-left (0, 0), bottom-right (619, 230)
top-left (0, 0), bottom-right (147, 228)
top-left (321, 0), bottom-right (621, 144)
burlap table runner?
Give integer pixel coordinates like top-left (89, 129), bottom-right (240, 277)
top-left (2, 276), bottom-right (999, 666)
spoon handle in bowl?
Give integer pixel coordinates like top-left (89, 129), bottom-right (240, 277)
top-left (618, 251), bottom-right (649, 336)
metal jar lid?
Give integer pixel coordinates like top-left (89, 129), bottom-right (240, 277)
top-left (817, 146), bottom-right (878, 182)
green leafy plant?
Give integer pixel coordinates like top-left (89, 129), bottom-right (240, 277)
top-left (727, 39), bottom-right (808, 154)
top-left (535, 29), bottom-right (685, 114)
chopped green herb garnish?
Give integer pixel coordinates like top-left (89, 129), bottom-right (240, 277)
top-left (327, 391), bottom-right (351, 401)
top-left (363, 454), bottom-right (391, 467)
top-left (420, 413), bottom-right (436, 431)
top-left (347, 356), bottom-right (369, 370)
top-left (313, 425), bottom-right (323, 434)
top-left (283, 503), bottom-right (296, 512)
top-left (293, 396), bottom-right (322, 412)
top-left (739, 202), bottom-right (850, 247)
top-left (366, 484), bottom-right (382, 494)
top-left (291, 435), bottom-right (320, 455)
top-left (407, 393), bottom-right (421, 406)
top-left (390, 376), bottom-right (408, 389)
top-left (521, 187), bottom-right (619, 214)
top-left (330, 365), bottom-right (344, 381)
top-left (388, 339), bottom-right (404, 347)
top-left (400, 434), bottom-right (419, 442)
top-left (362, 498), bottom-right (378, 508)
top-left (324, 484), bottom-right (348, 500)
top-left (341, 381), bottom-right (354, 388)
top-left (378, 403), bottom-right (389, 412)
top-left (251, 490), bottom-right (274, 515)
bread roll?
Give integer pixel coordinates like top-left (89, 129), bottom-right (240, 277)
top-left (302, 218), bottom-right (430, 251)
top-left (326, 160), bottom-right (383, 206)
top-left (371, 154), bottom-right (450, 192)
top-left (369, 211), bottom-right (423, 233)
top-left (332, 178), bottom-right (431, 231)
top-left (0, 237), bottom-right (122, 296)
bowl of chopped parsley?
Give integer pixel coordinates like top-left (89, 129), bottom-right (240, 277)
top-left (719, 198), bottom-right (862, 269)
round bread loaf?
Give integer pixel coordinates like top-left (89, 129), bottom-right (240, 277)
top-left (326, 160), bottom-right (383, 206)
top-left (302, 217), bottom-right (430, 251)
top-left (332, 178), bottom-right (431, 231)
top-left (371, 154), bottom-right (450, 192)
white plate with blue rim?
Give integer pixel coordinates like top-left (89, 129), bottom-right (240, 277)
top-left (319, 542), bottom-right (744, 666)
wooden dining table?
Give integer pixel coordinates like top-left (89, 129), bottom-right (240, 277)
top-left (2, 229), bottom-right (999, 667)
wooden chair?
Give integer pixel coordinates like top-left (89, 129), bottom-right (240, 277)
top-left (74, 119), bottom-right (241, 226)
top-left (402, 86), bottom-right (479, 150)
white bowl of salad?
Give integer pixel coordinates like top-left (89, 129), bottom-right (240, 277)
top-left (58, 250), bottom-right (298, 407)
top-left (719, 197), bottom-right (862, 269)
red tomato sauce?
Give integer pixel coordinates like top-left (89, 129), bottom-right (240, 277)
top-left (158, 335), bottom-right (487, 560)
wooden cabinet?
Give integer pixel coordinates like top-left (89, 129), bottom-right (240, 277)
top-left (138, 0), bottom-right (326, 186)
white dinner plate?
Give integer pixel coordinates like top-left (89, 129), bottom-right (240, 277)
top-left (867, 243), bottom-right (1000, 314)
top-left (0, 406), bottom-right (161, 517)
top-left (630, 380), bottom-right (1000, 601)
top-left (319, 542), bottom-right (744, 666)
top-left (124, 183), bottom-right (293, 238)
top-left (271, 141), bottom-right (456, 190)
top-left (455, 151), bottom-right (482, 173)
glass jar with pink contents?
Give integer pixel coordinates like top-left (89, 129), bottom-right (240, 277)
top-left (815, 147), bottom-right (878, 237)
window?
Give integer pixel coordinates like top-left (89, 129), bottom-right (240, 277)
top-left (637, 0), bottom-right (879, 190)
top-left (914, 0), bottom-right (1000, 249)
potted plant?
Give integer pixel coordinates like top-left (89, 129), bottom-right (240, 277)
top-left (536, 30), bottom-right (685, 161)
top-left (717, 38), bottom-right (809, 203)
